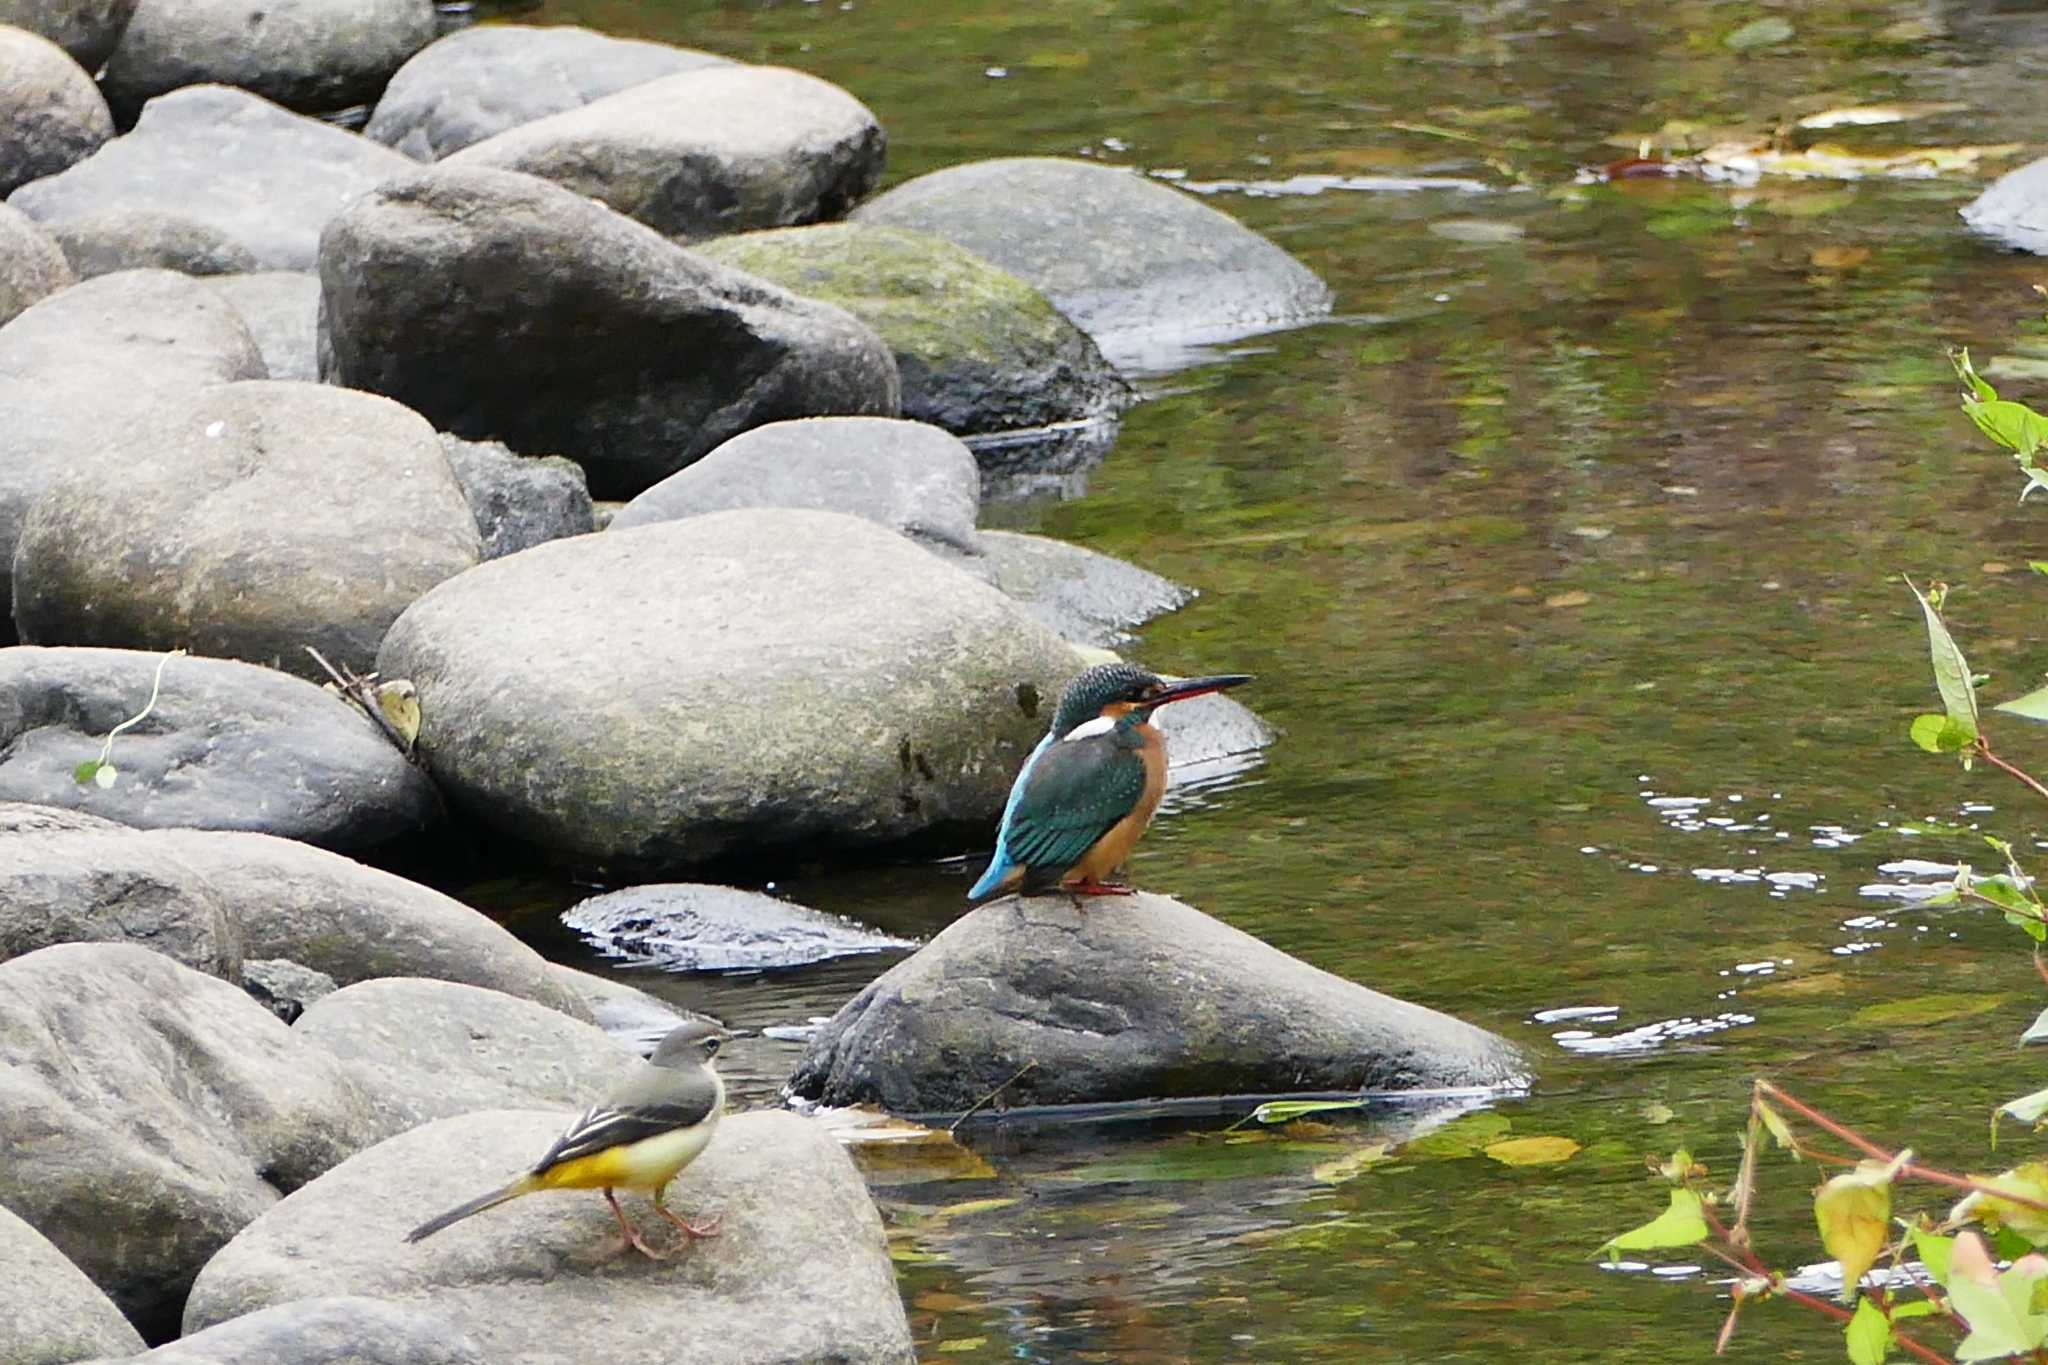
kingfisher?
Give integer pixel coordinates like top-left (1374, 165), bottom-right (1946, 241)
top-left (968, 662), bottom-right (1252, 902)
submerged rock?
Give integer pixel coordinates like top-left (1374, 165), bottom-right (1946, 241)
top-left (563, 883), bottom-right (915, 972)
top-left (366, 24), bottom-right (731, 161)
top-left (100, 0), bottom-right (435, 119)
top-left (0, 823), bottom-right (586, 1014)
top-left (0, 942), bottom-right (380, 1337)
top-left (1963, 156), bottom-right (2048, 253)
top-left (10, 85), bottom-right (418, 270)
top-left (0, 269), bottom-right (263, 636)
top-left (0, 200), bottom-right (71, 325)
top-left (377, 508), bottom-right (1079, 871)
top-left (0, 646), bottom-right (438, 851)
top-left (447, 65), bottom-right (885, 241)
top-left (0, 1201), bottom-right (146, 1365)
top-left (855, 156), bottom-right (1332, 368)
top-left (186, 1109), bottom-right (915, 1365)
top-left (319, 164), bottom-right (898, 498)
top-left (0, 24), bottom-right (111, 196)
top-left (203, 270), bottom-right (319, 380)
top-left (295, 977), bottom-right (642, 1142)
top-left (976, 529), bottom-right (1191, 647)
top-left (100, 1297), bottom-right (484, 1365)
top-left (51, 208), bottom-right (258, 276)
top-left (789, 891), bottom-right (1527, 1114)
top-left (0, 0), bottom-right (137, 69)
top-left (697, 221), bottom-right (1131, 439)
top-left (438, 434), bottom-right (596, 560)
top-left (14, 380), bottom-right (482, 676)
top-left (609, 416), bottom-right (983, 555)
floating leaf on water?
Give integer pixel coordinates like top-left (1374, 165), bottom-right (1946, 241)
top-left (1815, 1152), bottom-right (1906, 1302)
top-left (914, 1290), bottom-right (981, 1313)
top-left (1724, 15), bottom-right (1794, 49)
top-left (1600, 1188), bottom-right (1709, 1260)
top-left (1845, 1296), bottom-right (1891, 1365)
top-left (1853, 993), bottom-right (2006, 1027)
top-left (1809, 245), bottom-right (1870, 270)
top-left (1235, 1098), bottom-right (1366, 1128)
top-left (1545, 590), bottom-right (1592, 609)
top-left (934, 1336), bottom-right (987, 1353)
top-left (1485, 1136), bottom-right (1580, 1167)
top-left (1404, 1111), bottom-right (1513, 1158)
top-left (1697, 139), bottom-right (2020, 182)
top-left (1796, 102), bottom-right (1969, 130)
top-left (1640, 1101), bottom-right (1675, 1126)
top-left (1311, 1144), bottom-right (1391, 1184)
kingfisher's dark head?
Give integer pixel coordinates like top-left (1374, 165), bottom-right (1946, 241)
top-left (1049, 662), bottom-right (1253, 738)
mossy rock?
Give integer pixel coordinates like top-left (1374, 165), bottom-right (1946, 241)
top-left (696, 222), bottom-right (1130, 441)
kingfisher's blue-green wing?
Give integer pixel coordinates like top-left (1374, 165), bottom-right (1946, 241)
top-left (1002, 735), bottom-right (1149, 879)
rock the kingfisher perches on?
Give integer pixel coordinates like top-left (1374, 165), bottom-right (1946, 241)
top-left (968, 662), bottom-right (1251, 902)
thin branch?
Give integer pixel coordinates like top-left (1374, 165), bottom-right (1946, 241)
top-left (1778, 1286), bottom-right (1954, 1365)
top-left (1979, 737), bottom-right (2048, 805)
top-left (1758, 1082), bottom-right (2048, 1214)
top-left (947, 1061), bottom-right (1036, 1134)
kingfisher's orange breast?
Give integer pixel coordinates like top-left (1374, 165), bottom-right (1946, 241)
top-left (1069, 722), bottom-right (1168, 883)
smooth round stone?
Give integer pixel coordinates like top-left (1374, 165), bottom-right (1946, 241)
top-left (0, 24), bottom-right (111, 196)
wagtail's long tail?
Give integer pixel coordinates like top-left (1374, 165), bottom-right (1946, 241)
top-left (405, 1175), bottom-right (540, 1243)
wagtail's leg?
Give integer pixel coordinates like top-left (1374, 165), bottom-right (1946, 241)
top-left (604, 1188), bottom-right (668, 1259)
top-left (653, 1183), bottom-right (721, 1239)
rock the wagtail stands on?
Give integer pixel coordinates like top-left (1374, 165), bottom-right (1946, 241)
top-left (968, 662), bottom-right (1251, 902)
top-left (405, 1019), bottom-right (728, 1258)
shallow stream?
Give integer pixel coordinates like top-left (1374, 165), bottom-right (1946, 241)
top-left (472, 2), bottom-right (2048, 1358)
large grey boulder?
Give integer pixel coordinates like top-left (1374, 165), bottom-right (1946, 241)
top-left (319, 164), bottom-right (899, 498)
top-left (1964, 156), bottom-right (2048, 253)
top-left (0, 269), bottom-right (263, 635)
top-left (52, 208), bottom-right (258, 277)
top-left (0, 942), bottom-right (380, 1336)
top-left (698, 222), bottom-right (1131, 438)
top-left (295, 978), bottom-right (641, 1142)
top-left (448, 65), bottom-right (884, 241)
top-left (94, 1297), bottom-right (484, 1365)
top-left (0, 817), bottom-right (245, 975)
top-left (10, 85), bottom-right (418, 270)
top-left (0, 0), bottom-right (134, 67)
top-left (0, 199), bottom-right (72, 325)
top-left (0, 24), bottom-right (111, 195)
top-left (366, 24), bottom-right (731, 161)
top-left (203, 270), bottom-right (319, 380)
top-left (0, 647), bottom-right (436, 850)
top-left (0, 1201), bottom-right (147, 1365)
top-left (563, 883), bottom-right (915, 972)
top-left (0, 823), bottom-right (586, 1014)
top-left (855, 157), bottom-right (1333, 367)
top-left (609, 416), bottom-right (982, 555)
top-left (185, 1109), bottom-right (916, 1365)
top-left (439, 434), bottom-right (596, 560)
top-left (790, 892), bottom-right (1528, 1114)
top-left (14, 380), bottom-right (482, 676)
top-left (101, 0), bottom-right (434, 119)
top-left (978, 530), bottom-right (1191, 647)
top-left (548, 964), bottom-right (696, 1050)
top-left (378, 508), bottom-right (1081, 871)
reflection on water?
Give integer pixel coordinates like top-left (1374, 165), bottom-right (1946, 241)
top-left (485, 0), bottom-right (2048, 1357)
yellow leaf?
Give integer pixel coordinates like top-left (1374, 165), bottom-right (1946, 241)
top-left (376, 679), bottom-right (421, 746)
top-left (1641, 1101), bottom-right (1675, 1125)
top-left (1485, 1136), bottom-right (1582, 1166)
top-left (935, 1338), bottom-right (987, 1353)
top-left (1546, 590), bottom-right (1592, 609)
top-left (1699, 139), bottom-right (2020, 181)
top-left (914, 1291), bottom-right (980, 1313)
top-left (1809, 245), bottom-right (1870, 270)
top-left (1312, 1143), bottom-right (1391, 1184)
top-left (1795, 102), bottom-right (1969, 130)
top-left (1956, 1163), bottom-right (2048, 1243)
top-left (1815, 1153), bottom-right (1908, 1302)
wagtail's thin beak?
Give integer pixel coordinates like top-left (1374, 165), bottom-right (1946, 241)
top-left (1150, 673), bottom-right (1253, 707)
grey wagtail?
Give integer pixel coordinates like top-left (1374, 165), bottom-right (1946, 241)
top-left (405, 1019), bottom-right (728, 1258)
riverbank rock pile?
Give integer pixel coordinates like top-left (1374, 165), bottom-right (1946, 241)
top-left (0, 16), bottom-right (1365, 1363)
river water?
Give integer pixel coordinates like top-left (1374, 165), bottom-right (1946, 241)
top-left (475, 2), bottom-right (2048, 1359)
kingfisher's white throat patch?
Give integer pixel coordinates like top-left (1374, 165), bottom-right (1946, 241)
top-left (1061, 714), bottom-right (1117, 742)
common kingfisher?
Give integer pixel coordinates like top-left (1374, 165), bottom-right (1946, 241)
top-left (968, 662), bottom-right (1252, 902)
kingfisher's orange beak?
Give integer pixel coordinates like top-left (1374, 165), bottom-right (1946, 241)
top-left (1148, 673), bottom-right (1253, 707)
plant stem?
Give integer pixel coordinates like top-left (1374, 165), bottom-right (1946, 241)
top-left (1758, 1082), bottom-right (2048, 1213)
top-left (1778, 1287), bottom-right (1954, 1365)
top-left (1979, 737), bottom-right (2048, 805)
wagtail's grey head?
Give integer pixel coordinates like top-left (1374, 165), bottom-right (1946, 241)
top-left (649, 1019), bottom-right (731, 1068)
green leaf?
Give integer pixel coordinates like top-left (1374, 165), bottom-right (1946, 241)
top-left (1404, 1111), bottom-right (1512, 1158)
top-left (1845, 1296), bottom-right (1891, 1365)
top-left (1757, 1098), bottom-right (1798, 1151)
top-left (1970, 875), bottom-right (2041, 918)
top-left (1911, 713), bottom-right (1975, 753)
top-left (1600, 1188), bottom-right (1710, 1260)
top-left (1964, 398), bottom-right (2048, 457)
top-left (72, 759), bottom-right (101, 785)
top-left (1907, 578), bottom-right (1980, 740)
top-left (1892, 1298), bottom-right (1942, 1320)
top-left (1238, 1099), bottom-right (1366, 1127)
top-left (2030, 561), bottom-right (2048, 577)
top-left (1951, 1263), bottom-right (2048, 1361)
top-left (1914, 1226), bottom-right (1955, 1285)
top-left (1997, 687), bottom-right (2048, 724)
top-left (1724, 15), bottom-right (1793, 48)
top-left (1958, 1163), bottom-right (2048, 1243)
top-left (1957, 348), bottom-right (2000, 403)
top-left (1484, 1135), bottom-right (1580, 1166)
top-left (2025, 1009), bottom-right (2048, 1046)
top-left (1853, 993), bottom-right (2006, 1027)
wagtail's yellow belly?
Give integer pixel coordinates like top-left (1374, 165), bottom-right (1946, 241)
top-left (538, 1109), bottom-right (722, 1192)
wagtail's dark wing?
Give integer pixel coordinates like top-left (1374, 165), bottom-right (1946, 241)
top-left (530, 1066), bottom-right (721, 1173)
top-left (1001, 732), bottom-right (1149, 878)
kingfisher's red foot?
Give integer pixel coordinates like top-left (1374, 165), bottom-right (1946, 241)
top-left (1066, 879), bottom-right (1135, 897)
